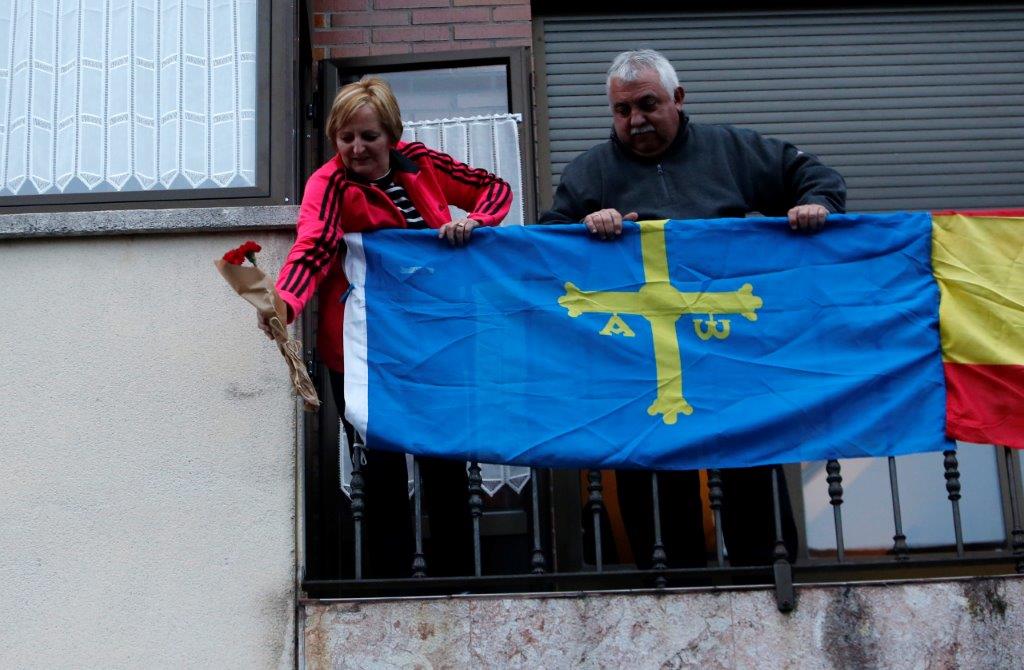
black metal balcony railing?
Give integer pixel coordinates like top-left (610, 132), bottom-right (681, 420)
top-left (301, 402), bottom-right (1024, 611)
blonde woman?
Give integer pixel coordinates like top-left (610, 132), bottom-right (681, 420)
top-left (263, 76), bottom-right (512, 577)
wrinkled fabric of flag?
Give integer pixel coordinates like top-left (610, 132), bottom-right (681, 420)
top-left (344, 212), bottom-right (953, 470)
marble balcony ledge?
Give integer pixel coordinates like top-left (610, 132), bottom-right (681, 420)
top-left (303, 575), bottom-right (1024, 669)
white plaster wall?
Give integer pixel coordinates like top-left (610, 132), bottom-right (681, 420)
top-left (1, 231), bottom-right (298, 669)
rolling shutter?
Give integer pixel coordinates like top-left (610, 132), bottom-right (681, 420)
top-left (539, 6), bottom-right (1024, 211)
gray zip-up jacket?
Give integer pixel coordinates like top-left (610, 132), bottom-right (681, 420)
top-left (538, 114), bottom-right (846, 223)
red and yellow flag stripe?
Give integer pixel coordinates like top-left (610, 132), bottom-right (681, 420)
top-left (932, 210), bottom-right (1024, 447)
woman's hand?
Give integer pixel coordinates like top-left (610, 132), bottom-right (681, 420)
top-left (257, 310), bottom-right (276, 340)
top-left (258, 304), bottom-right (294, 339)
top-left (438, 218), bottom-right (480, 247)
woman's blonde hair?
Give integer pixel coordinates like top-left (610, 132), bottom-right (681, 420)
top-left (325, 76), bottom-right (403, 144)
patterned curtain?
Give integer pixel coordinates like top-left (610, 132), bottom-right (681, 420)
top-left (401, 113), bottom-right (525, 226)
top-left (0, 0), bottom-right (257, 197)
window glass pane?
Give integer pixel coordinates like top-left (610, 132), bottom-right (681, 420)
top-left (1015, 446), bottom-right (1024, 493)
top-left (0, 0), bottom-right (258, 197)
top-left (802, 444), bottom-right (1005, 553)
top-left (361, 65), bottom-right (508, 121)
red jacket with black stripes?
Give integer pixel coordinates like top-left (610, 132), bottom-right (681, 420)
top-left (276, 140), bottom-right (513, 372)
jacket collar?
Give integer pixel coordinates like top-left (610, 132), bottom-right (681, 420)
top-left (335, 145), bottom-right (421, 184)
top-left (390, 147), bottom-right (420, 174)
top-left (609, 111), bottom-right (690, 163)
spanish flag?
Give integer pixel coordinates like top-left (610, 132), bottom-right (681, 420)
top-left (933, 210), bottom-right (1024, 448)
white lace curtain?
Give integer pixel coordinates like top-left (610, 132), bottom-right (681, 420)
top-left (342, 112), bottom-right (531, 499)
top-left (0, 0), bottom-right (257, 197)
top-left (401, 113), bottom-right (525, 226)
top-left (340, 451), bottom-right (532, 500)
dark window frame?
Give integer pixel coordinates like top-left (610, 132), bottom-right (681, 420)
top-left (0, 0), bottom-right (298, 214)
top-left (301, 47), bottom-right (539, 581)
top-left (317, 47), bottom-right (537, 221)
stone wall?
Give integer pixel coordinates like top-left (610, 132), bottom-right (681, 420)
top-left (1, 208), bottom-right (299, 668)
top-left (304, 576), bottom-right (1024, 669)
top-left (310, 0), bottom-right (532, 60)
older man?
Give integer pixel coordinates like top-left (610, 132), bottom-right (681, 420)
top-left (541, 49), bottom-right (844, 235)
top-left (539, 49), bottom-right (846, 569)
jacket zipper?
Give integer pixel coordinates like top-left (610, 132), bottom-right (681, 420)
top-left (657, 163), bottom-right (670, 199)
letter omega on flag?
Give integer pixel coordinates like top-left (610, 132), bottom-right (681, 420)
top-left (558, 221), bottom-right (763, 425)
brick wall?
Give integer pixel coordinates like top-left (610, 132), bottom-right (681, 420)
top-left (311, 0), bottom-right (532, 60)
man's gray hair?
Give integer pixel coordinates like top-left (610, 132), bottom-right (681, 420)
top-left (606, 49), bottom-right (680, 99)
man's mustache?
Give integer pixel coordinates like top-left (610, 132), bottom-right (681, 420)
top-left (630, 124), bottom-right (656, 136)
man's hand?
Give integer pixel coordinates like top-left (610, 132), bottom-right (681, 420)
top-left (438, 218), bottom-right (480, 247)
top-left (787, 204), bottom-right (829, 233)
top-left (583, 209), bottom-right (638, 240)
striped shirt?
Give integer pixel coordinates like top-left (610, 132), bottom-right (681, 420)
top-left (373, 170), bottom-right (426, 229)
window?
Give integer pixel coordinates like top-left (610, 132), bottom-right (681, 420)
top-left (0, 0), bottom-right (295, 211)
top-left (318, 48), bottom-right (536, 221)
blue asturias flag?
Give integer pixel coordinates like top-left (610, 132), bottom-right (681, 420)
top-left (343, 213), bottom-right (953, 470)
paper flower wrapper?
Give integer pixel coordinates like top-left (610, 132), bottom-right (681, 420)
top-left (215, 259), bottom-right (321, 412)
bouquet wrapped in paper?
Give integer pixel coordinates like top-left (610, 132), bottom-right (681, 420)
top-left (216, 241), bottom-right (320, 411)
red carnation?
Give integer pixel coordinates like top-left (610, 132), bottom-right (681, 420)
top-left (222, 240), bottom-right (262, 266)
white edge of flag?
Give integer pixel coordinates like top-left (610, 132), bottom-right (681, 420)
top-left (342, 233), bottom-right (369, 441)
